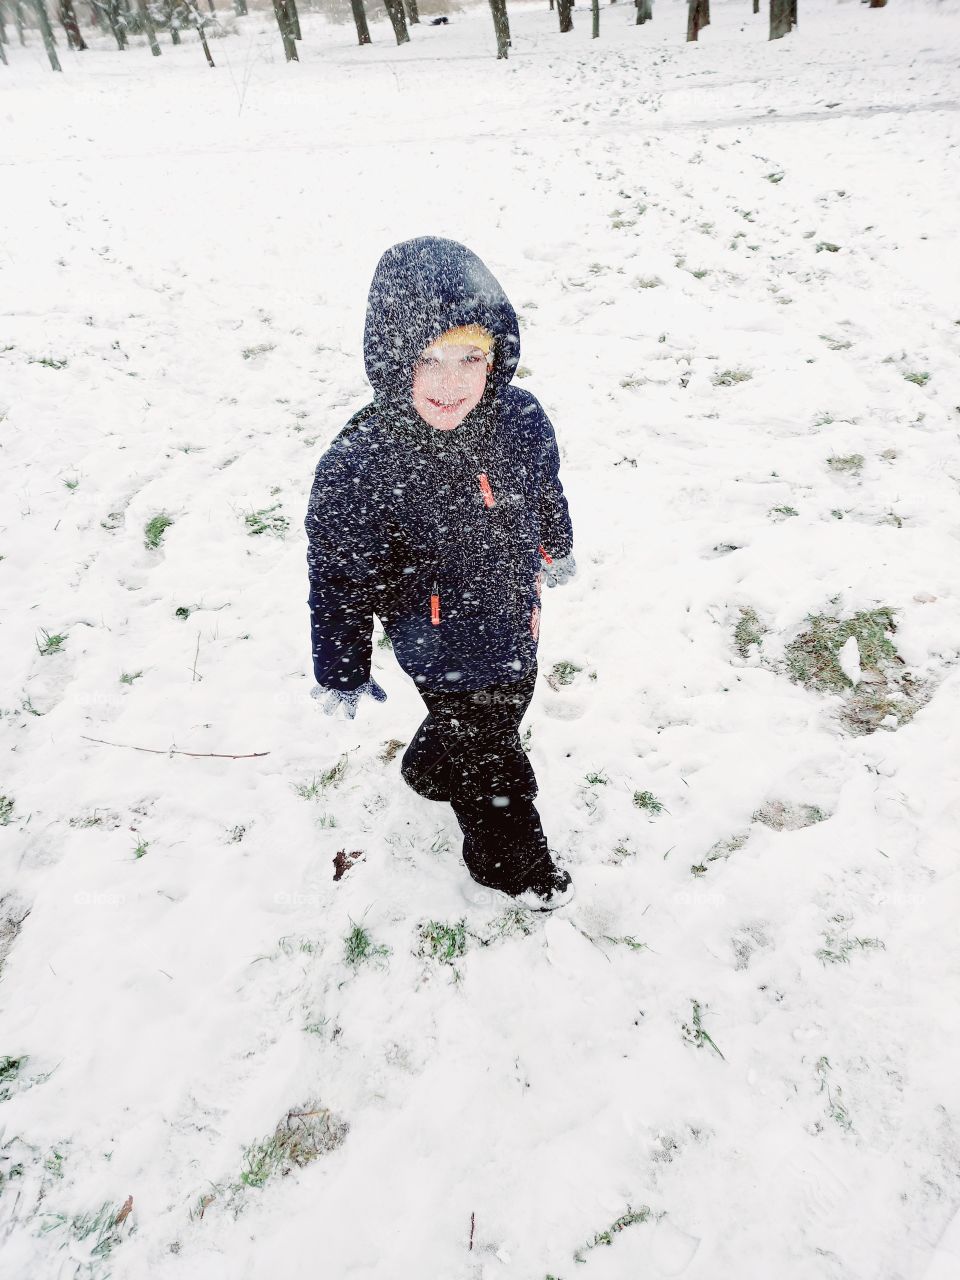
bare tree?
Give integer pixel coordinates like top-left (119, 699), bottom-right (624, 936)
top-left (489, 0), bottom-right (509, 58)
top-left (636, 0), bottom-right (652, 24)
top-left (58, 0), bottom-right (87, 47)
top-left (556, 0), bottom-right (572, 32)
top-left (383, 0), bottom-right (409, 44)
top-left (350, 0), bottom-right (370, 44)
top-left (34, 0), bottom-right (62, 66)
top-left (137, 0), bottom-right (161, 53)
top-left (686, 0), bottom-right (708, 40)
top-left (404, 0), bottom-right (419, 24)
top-left (591, 0), bottom-right (598, 37)
top-left (769, 0), bottom-right (793, 38)
top-left (272, 0), bottom-right (297, 59)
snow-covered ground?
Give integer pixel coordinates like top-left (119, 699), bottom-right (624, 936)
top-left (3, 1), bottom-right (960, 1276)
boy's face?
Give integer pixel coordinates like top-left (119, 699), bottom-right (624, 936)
top-left (411, 343), bottom-right (490, 430)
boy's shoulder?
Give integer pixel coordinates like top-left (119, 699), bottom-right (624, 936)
top-left (313, 402), bottom-right (388, 480)
top-left (500, 383), bottom-right (555, 441)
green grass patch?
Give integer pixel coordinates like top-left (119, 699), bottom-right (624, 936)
top-left (144, 513), bottom-right (173, 549)
top-left (244, 504), bottom-right (289, 537)
top-left (785, 608), bottom-right (897, 694)
top-left (344, 921), bottom-right (390, 968)
top-left (734, 606), bottom-right (767, 660)
top-left (769, 505), bottom-right (798, 521)
top-left (712, 368), bottom-right (753, 387)
top-left (36, 628), bottom-right (67, 656)
top-left (572, 1205), bottom-right (655, 1264)
top-left (633, 789), bottom-right (664, 815)
top-left (547, 660), bottom-right (582, 689)
top-left (239, 1103), bottom-right (347, 1188)
top-left (903, 371), bottom-right (930, 386)
top-left (753, 801), bottom-right (828, 831)
top-left (417, 919), bottom-right (467, 966)
top-left (681, 999), bottom-right (725, 1060)
top-left (826, 453), bottom-right (865, 475)
top-left (0, 795), bottom-right (14, 825)
top-left (816, 915), bottom-right (885, 965)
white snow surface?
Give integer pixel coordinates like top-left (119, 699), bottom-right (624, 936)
top-left (2, 2), bottom-right (960, 1277)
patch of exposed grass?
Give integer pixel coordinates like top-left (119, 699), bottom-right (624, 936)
top-left (734, 606), bottom-right (767, 660)
top-left (28, 355), bottom-right (68, 369)
top-left (133, 838), bottom-right (149, 859)
top-left (820, 333), bottom-right (852, 351)
top-left (701, 831), bottom-right (750, 870)
top-left (0, 796), bottom-right (14, 826)
top-left (712, 368), bottom-right (753, 387)
top-left (0, 1054), bottom-right (26, 1102)
top-left (572, 1205), bottom-right (655, 1264)
top-left (753, 801), bottom-right (828, 831)
top-left (903, 371), bottom-right (930, 387)
top-left (238, 1103), bottom-right (347, 1189)
top-left (39, 1197), bottom-right (134, 1263)
top-left (294, 754), bottom-right (349, 798)
top-left (769, 504), bottom-right (798, 521)
top-left (144, 513), bottom-right (173, 549)
top-left (36, 627), bottom-right (67, 657)
top-left (816, 915), bottom-right (885, 965)
top-left (241, 342), bottom-right (276, 360)
top-left (826, 453), bottom-right (865, 475)
top-left (815, 1056), bottom-right (853, 1133)
top-left (602, 934), bottom-right (649, 952)
top-left (635, 276), bottom-right (663, 289)
top-left (546, 660), bottom-right (582, 690)
top-left (417, 919), bottom-right (467, 966)
top-left (584, 769), bottom-right (608, 787)
top-left (681, 999), bottom-right (725, 1059)
top-left (119, 671), bottom-right (143, 685)
top-left (633, 789), bottom-right (664, 815)
top-left (344, 921), bottom-right (390, 968)
top-left (816, 241), bottom-right (841, 253)
top-left (244, 504), bottom-right (289, 537)
top-left (785, 608), bottom-right (898, 694)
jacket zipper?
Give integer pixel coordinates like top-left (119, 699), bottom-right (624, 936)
top-left (431, 578), bottom-right (440, 626)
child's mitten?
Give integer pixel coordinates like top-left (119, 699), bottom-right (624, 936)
top-left (311, 677), bottom-right (388, 720)
top-left (541, 552), bottom-right (577, 589)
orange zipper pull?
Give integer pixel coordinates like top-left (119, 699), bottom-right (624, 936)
top-left (478, 472), bottom-right (496, 508)
top-left (538, 543), bottom-right (553, 565)
top-left (430, 580), bottom-right (440, 626)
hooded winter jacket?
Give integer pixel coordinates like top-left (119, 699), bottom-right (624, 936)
top-left (305, 237), bottom-right (574, 694)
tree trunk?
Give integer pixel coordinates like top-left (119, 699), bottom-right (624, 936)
top-left (383, 0), bottom-right (409, 44)
top-left (349, 0), bottom-right (370, 43)
top-left (687, 0), bottom-right (706, 40)
top-left (137, 0), bottom-right (161, 52)
top-left (790, 0), bottom-right (797, 23)
top-left (635, 0), bottom-right (652, 23)
top-left (404, 0), bottom-right (419, 24)
top-left (233, 0), bottom-right (247, 13)
top-left (769, 0), bottom-right (791, 38)
top-left (34, 0), bottom-right (62, 67)
top-left (58, 0), bottom-right (87, 47)
top-left (183, 0), bottom-right (214, 62)
top-left (700, 0), bottom-right (709, 25)
top-left (284, 0), bottom-right (301, 39)
top-left (753, 0), bottom-right (759, 13)
top-left (271, 0), bottom-right (296, 58)
top-left (869, 0), bottom-right (887, 6)
top-left (0, 17), bottom-right (7, 63)
top-left (591, 0), bottom-right (598, 37)
top-left (556, 0), bottom-right (572, 32)
top-left (488, 0), bottom-right (509, 58)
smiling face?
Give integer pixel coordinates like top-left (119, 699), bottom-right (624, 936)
top-left (411, 342), bottom-right (491, 430)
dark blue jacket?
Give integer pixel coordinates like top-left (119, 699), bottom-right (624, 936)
top-left (305, 237), bottom-right (574, 694)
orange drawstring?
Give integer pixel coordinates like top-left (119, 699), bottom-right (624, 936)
top-left (478, 473), bottom-right (496, 508)
top-left (430, 579), bottom-right (440, 626)
top-left (538, 544), bottom-right (553, 565)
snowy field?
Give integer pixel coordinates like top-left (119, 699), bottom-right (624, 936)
top-left (3, 1), bottom-right (960, 1276)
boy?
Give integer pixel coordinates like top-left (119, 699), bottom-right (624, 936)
top-left (305, 237), bottom-right (576, 910)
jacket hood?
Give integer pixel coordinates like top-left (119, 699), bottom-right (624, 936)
top-left (363, 237), bottom-right (521, 411)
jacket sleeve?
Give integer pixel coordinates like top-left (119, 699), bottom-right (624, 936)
top-left (305, 449), bottom-right (384, 693)
top-left (537, 406), bottom-right (574, 560)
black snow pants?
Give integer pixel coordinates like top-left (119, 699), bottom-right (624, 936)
top-left (399, 662), bottom-right (556, 895)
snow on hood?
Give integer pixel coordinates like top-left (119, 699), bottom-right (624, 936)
top-left (362, 236), bottom-right (521, 406)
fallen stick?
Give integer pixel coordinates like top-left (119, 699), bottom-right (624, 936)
top-left (81, 735), bottom-right (269, 759)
